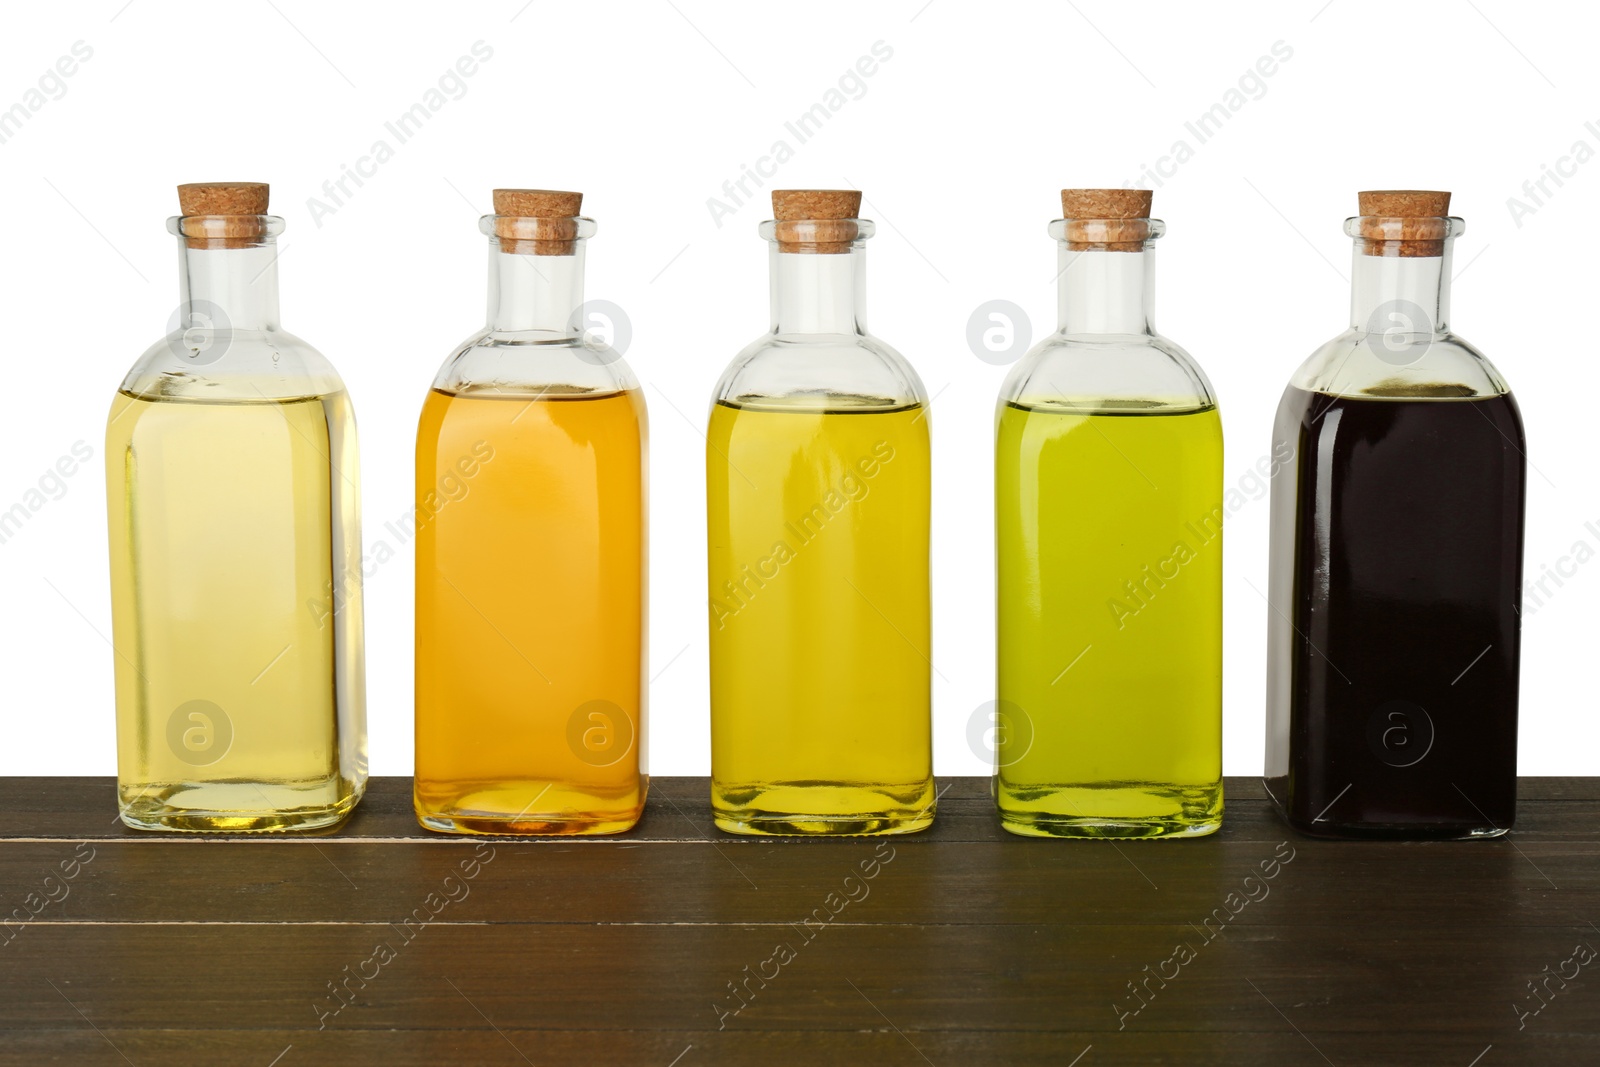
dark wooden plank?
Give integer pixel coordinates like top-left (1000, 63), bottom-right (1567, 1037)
top-left (0, 825), bottom-right (1595, 927)
top-left (0, 777), bottom-right (1596, 1066)
top-left (1, 1029), bottom-right (1593, 1067)
top-left (0, 779), bottom-right (1594, 928)
top-left (1, 924), bottom-right (1596, 1062)
top-left (3, 775), bottom-right (1595, 841)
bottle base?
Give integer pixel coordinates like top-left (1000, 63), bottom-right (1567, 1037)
top-left (999, 812), bottom-right (1222, 840)
top-left (997, 780), bottom-right (1223, 840)
top-left (415, 811), bottom-right (643, 836)
top-left (1262, 776), bottom-right (1513, 839)
top-left (413, 777), bottom-right (647, 836)
top-left (712, 812), bottom-right (935, 836)
top-left (118, 778), bottom-right (364, 833)
top-left (1274, 813), bottom-right (1511, 841)
top-left (712, 779), bottom-right (936, 837)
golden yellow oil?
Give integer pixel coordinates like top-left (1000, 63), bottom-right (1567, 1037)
top-left (707, 397), bottom-right (934, 835)
top-left (995, 399), bottom-right (1222, 838)
top-left (106, 388), bottom-right (365, 831)
top-left (413, 386), bottom-right (647, 835)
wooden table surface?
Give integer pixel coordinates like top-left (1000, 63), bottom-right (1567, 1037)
top-left (0, 776), bottom-right (1596, 1066)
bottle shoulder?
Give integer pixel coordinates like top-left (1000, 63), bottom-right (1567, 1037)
top-left (999, 332), bottom-right (1216, 413)
top-left (432, 330), bottom-right (641, 396)
top-left (1289, 329), bottom-right (1511, 399)
top-left (712, 331), bottom-right (927, 409)
top-left (119, 328), bottom-right (346, 401)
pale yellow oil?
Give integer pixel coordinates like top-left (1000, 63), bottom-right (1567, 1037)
top-left (106, 389), bottom-right (365, 831)
top-left (706, 397), bottom-right (934, 835)
top-left (995, 399), bottom-right (1223, 838)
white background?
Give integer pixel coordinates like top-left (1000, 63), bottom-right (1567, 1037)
top-left (1, 0), bottom-right (1592, 778)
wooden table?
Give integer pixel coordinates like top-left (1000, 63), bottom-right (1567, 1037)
top-left (1, 776), bottom-right (1595, 1065)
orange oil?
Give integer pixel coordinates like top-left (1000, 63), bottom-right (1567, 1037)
top-left (413, 386), bottom-right (647, 834)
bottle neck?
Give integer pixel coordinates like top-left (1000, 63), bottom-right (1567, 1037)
top-left (1057, 247), bottom-right (1155, 336)
top-left (487, 243), bottom-right (586, 335)
top-left (178, 242), bottom-right (281, 331)
top-left (769, 246), bottom-right (867, 335)
top-left (1349, 244), bottom-right (1453, 336)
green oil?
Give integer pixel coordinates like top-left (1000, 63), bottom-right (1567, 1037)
top-left (995, 399), bottom-right (1223, 838)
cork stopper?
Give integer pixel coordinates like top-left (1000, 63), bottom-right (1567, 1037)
top-left (1355, 190), bottom-right (1453, 258)
top-left (176, 182), bottom-right (271, 248)
top-left (772, 189), bottom-right (862, 254)
top-left (493, 188), bottom-right (584, 255)
top-left (1060, 188), bottom-right (1154, 252)
top-left (179, 182), bottom-right (269, 216)
top-left (1359, 190), bottom-right (1450, 219)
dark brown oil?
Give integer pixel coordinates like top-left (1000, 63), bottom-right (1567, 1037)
top-left (1264, 385), bottom-right (1525, 837)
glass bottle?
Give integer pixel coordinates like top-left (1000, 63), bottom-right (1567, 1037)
top-left (106, 182), bottom-right (366, 831)
top-left (994, 189), bottom-right (1224, 838)
top-left (706, 189), bottom-right (934, 835)
top-left (1264, 190), bottom-right (1525, 838)
top-left (414, 189), bottom-right (647, 835)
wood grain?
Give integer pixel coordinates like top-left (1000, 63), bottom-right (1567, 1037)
top-left (0, 777), bottom-right (1595, 1066)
